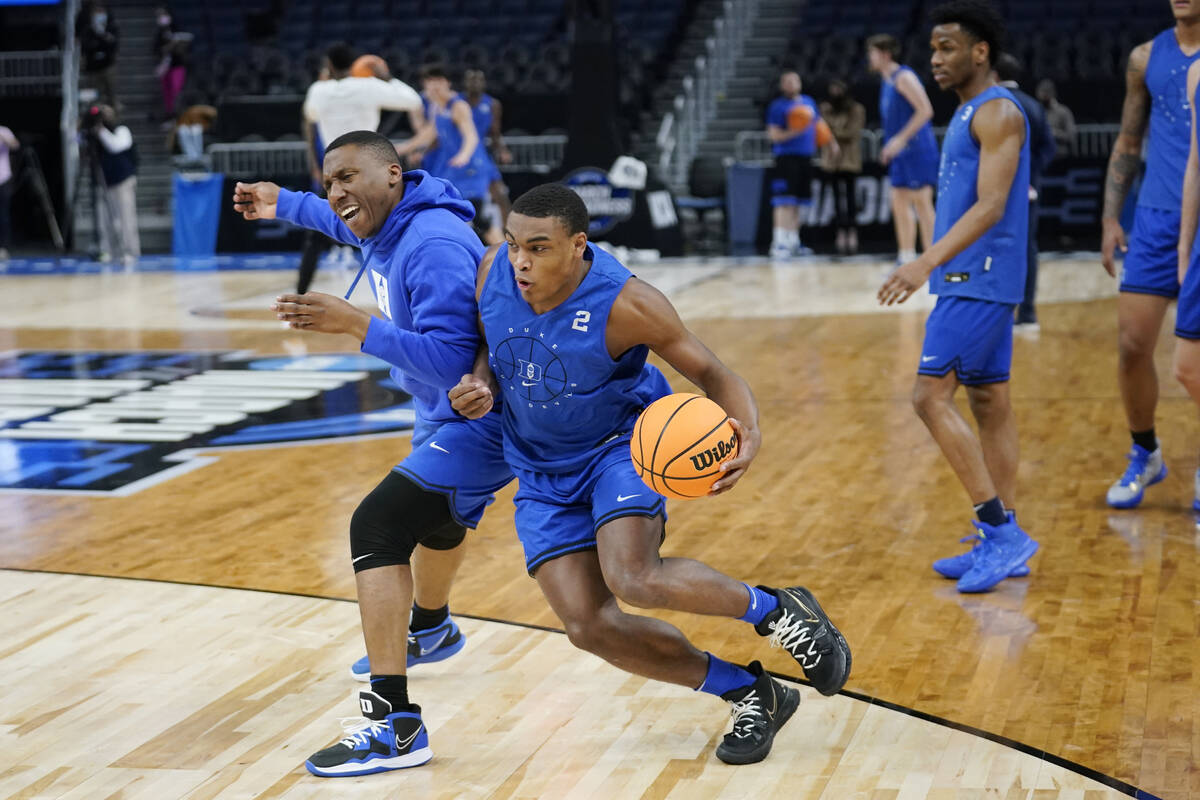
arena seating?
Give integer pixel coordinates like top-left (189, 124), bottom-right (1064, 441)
top-left (777, 0), bottom-right (1169, 125)
top-left (176, 0), bottom-right (696, 141)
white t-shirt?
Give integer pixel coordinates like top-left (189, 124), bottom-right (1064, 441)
top-left (303, 77), bottom-right (421, 145)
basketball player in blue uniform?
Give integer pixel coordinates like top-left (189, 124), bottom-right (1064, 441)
top-left (450, 183), bottom-right (852, 765)
top-left (1101, 0), bottom-right (1200, 509)
top-left (233, 131), bottom-right (513, 777)
top-left (464, 68), bottom-right (512, 231)
top-left (398, 65), bottom-right (502, 245)
top-left (877, 0), bottom-right (1039, 593)
top-left (1172, 54), bottom-right (1200, 510)
top-left (867, 33), bottom-right (941, 265)
top-left (765, 70), bottom-right (820, 258)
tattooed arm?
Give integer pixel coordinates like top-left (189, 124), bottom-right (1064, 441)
top-left (1101, 41), bottom-right (1152, 277)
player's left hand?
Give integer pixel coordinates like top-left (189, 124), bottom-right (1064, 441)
top-left (497, 148), bottom-right (513, 165)
top-left (449, 374), bottom-right (494, 419)
top-left (272, 292), bottom-right (371, 339)
top-left (709, 417), bottom-right (760, 495)
top-left (880, 136), bottom-right (905, 165)
top-left (878, 259), bottom-right (929, 306)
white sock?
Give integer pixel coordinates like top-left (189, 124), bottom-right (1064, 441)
top-left (772, 227), bottom-right (789, 247)
top-left (898, 249), bottom-right (917, 263)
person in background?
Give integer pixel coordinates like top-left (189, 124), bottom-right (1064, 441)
top-left (819, 79), bottom-right (866, 255)
top-left (993, 55), bottom-right (1055, 332)
top-left (78, 2), bottom-right (120, 109)
top-left (153, 7), bottom-right (191, 123)
top-left (463, 69), bottom-right (512, 231)
top-left (87, 105), bottom-right (140, 267)
top-left (765, 70), bottom-right (821, 258)
top-left (867, 33), bottom-right (941, 267)
top-left (0, 125), bottom-right (18, 261)
top-left (1036, 79), bottom-right (1076, 158)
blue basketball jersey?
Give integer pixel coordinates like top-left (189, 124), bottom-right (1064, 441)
top-left (1139, 28), bottom-right (1200, 211)
top-left (427, 92), bottom-right (490, 200)
top-left (480, 243), bottom-right (672, 474)
top-left (932, 86), bottom-right (1031, 304)
top-left (880, 65), bottom-right (939, 156)
top-left (766, 94), bottom-right (818, 156)
top-left (470, 93), bottom-right (495, 140)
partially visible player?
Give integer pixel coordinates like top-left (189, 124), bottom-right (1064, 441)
top-left (867, 33), bottom-right (940, 265)
top-left (398, 65), bottom-right (501, 245)
top-left (1100, 0), bottom-right (1200, 509)
top-left (464, 68), bottom-right (512, 230)
top-left (877, 0), bottom-right (1038, 593)
top-left (765, 70), bottom-right (820, 258)
top-left (450, 183), bottom-right (852, 766)
top-left (298, 44), bottom-right (422, 294)
top-left (233, 131), bottom-right (513, 777)
top-left (1171, 55), bottom-right (1200, 510)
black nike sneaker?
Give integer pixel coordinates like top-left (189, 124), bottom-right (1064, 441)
top-left (305, 690), bottom-right (432, 777)
top-left (715, 661), bottom-right (801, 765)
top-left (754, 585), bottom-right (852, 696)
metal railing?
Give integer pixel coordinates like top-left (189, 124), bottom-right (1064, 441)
top-left (657, 0), bottom-right (759, 191)
top-left (207, 134), bottom-right (568, 177)
top-left (734, 123), bottom-right (1120, 165)
top-left (0, 51), bottom-right (62, 96)
top-left (498, 134), bottom-right (567, 174)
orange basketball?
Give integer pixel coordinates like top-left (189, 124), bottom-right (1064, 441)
top-left (815, 118), bottom-right (833, 147)
top-left (631, 393), bottom-right (739, 500)
top-left (787, 103), bottom-right (814, 131)
top-left (351, 54), bottom-right (389, 79)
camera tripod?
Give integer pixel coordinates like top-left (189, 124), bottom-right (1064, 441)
top-left (10, 145), bottom-right (64, 251)
top-left (64, 135), bottom-right (121, 259)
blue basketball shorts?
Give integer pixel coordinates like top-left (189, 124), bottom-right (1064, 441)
top-left (513, 438), bottom-right (667, 574)
top-left (918, 295), bottom-right (1015, 385)
top-left (1121, 206), bottom-right (1181, 298)
top-left (1176, 250), bottom-right (1200, 339)
top-left (395, 411), bottom-right (513, 528)
top-left (888, 146), bottom-right (938, 190)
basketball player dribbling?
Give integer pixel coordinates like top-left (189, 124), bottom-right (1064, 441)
top-left (1101, 0), bottom-right (1200, 510)
top-left (450, 183), bottom-right (853, 766)
top-left (877, 0), bottom-right (1039, 593)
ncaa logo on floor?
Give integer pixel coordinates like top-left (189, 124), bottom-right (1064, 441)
top-left (0, 351), bottom-right (416, 495)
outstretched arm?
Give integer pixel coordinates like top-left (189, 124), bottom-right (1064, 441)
top-left (1101, 41), bottom-right (1153, 276)
top-left (608, 278), bottom-right (760, 494)
top-left (233, 181), bottom-right (359, 246)
top-left (878, 96), bottom-right (1026, 305)
top-left (448, 100), bottom-right (480, 168)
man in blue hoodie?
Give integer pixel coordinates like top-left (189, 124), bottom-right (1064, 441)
top-left (232, 130), bottom-right (512, 777)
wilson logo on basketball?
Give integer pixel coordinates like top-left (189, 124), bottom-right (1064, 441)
top-left (688, 433), bottom-right (738, 472)
top-left (631, 392), bottom-right (739, 501)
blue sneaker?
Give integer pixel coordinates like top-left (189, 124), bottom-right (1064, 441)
top-left (956, 518), bottom-right (1040, 593)
top-left (305, 690), bottom-right (432, 777)
top-left (350, 617), bottom-right (466, 681)
top-left (933, 513), bottom-right (1031, 579)
top-left (1106, 444), bottom-right (1166, 509)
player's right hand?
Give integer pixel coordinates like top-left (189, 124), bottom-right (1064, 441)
top-left (232, 181), bottom-right (280, 220)
top-left (1100, 217), bottom-right (1127, 278)
top-left (449, 374), bottom-right (494, 419)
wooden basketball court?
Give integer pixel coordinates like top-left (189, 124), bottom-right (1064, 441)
top-left (0, 254), bottom-right (1193, 799)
